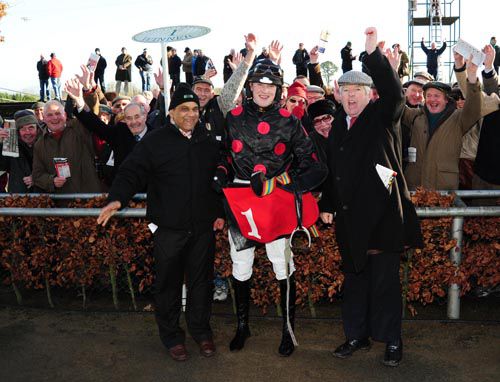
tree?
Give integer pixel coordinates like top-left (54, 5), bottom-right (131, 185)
top-left (320, 61), bottom-right (338, 86)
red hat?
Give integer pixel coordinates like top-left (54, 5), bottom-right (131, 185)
top-left (287, 81), bottom-right (307, 100)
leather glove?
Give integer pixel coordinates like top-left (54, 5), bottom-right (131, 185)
top-left (212, 167), bottom-right (228, 193)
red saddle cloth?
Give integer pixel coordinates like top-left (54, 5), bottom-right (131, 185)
top-left (223, 186), bottom-right (319, 244)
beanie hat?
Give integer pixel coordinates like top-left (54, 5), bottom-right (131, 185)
top-left (287, 81), bottom-right (307, 99)
top-left (99, 104), bottom-right (113, 115)
top-left (338, 71), bottom-right (373, 87)
top-left (13, 109), bottom-right (35, 120)
top-left (307, 99), bottom-right (336, 120)
top-left (169, 83), bottom-right (200, 110)
top-left (15, 114), bottom-right (38, 130)
top-left (423, 81), bottom-right (451, 96)
top-left (31, 101), bottom-right (45, 110)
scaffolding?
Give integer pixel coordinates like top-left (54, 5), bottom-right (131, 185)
top-left (408, 0), bottom-right (461, 82)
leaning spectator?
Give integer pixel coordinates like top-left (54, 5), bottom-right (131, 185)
top-left (32, 98), bottom-right (101, 193)
top-left (0, 112), bottom-right (40, 193)
top-left (402, 53), bottom-right (482, 190)
top-left (47, 53), bottom-right (63, 100)
top-left (135, 48), bottom-right (153, 92)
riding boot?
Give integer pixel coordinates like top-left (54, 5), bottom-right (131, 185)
top-left (229, 278), bottom-right (251, 351)
top-left (278, 274), bottom-right (296, 357)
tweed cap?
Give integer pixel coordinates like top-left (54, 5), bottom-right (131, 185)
top-left (15, 114), bottom-right (38, 130)
top-left (306, 85), bottom-right (325, 95)
top-left (99, 104), bottom-right (113, 115)
top-left (414, 71), bottom-right (434, 82)
top-left (13, 109), bottom-right (35, 120)
top-left (192, 76), bottom-right (214, 88)
top-left (338, 71), bottom-right (373, 87)
top-left (423, 81), bottom-right (451, 95)
top-left (403, 78), bottom-right (426, 89)
top-left (111, 95), bottom-right (131, 105)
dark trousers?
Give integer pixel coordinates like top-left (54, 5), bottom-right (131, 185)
top-left (295, 65), bottom-right (307, 77)
top-left (341, 251), bottom-right (402, 343)
top-left (153, 228), bottom-right (215, 348)
top-left (185, 72), bottom-right (193, 86)
top-left (428, 67), bottom-right (438, 80)
top-left (95, 73), bottom-right (106, 92)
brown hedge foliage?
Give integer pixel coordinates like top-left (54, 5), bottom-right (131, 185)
top-left (0, 190), bottom-right (498, 315)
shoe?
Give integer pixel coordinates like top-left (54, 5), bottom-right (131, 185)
top-left (229, 278), bottom-right (251, 351)
top-left (168, 344), bottom-right (188, 362)
top-left (332, 338), bottom-right (371, 358)
top-left (213, 278), bottom-right (228, 301)
top-left (278, 275), bottom-right (296, 357)
top-left (198, 339), bottom-right (216, 357)
top-left (382, 338), bottom-right (403, 367)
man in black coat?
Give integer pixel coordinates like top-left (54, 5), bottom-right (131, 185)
top-left (94, 48), bottom-right (107, 92)
top-left (97, 85), bottom-right (225, 362)
top-left (36, 55), bottom-right (50, 102)
top-left (341, 42), bottom-right (356, 73)
top-left (420, 38), bottom-right (447, 80)
top-left (292, 43), bottom-right (310, 76)
top-left (319, 27), bottom-right (422, 367)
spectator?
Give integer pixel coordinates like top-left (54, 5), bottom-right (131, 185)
top-left (402, 52), bottom-right (482, 190)
top-left (413, 71), bottom-right (434, 83)
top-left (257, 46), bottom-right (269, 60)
top-left (115, 47), bottom-right (132, 95)
top-left (97, 84), bottom-right (225, 362)
top-left (283, 81), bottom-right (308, 115)
top-left (32, 99), bottom-right (101, 193)
top-left (31, 101), bottom-right (45, 123)
top-left (393, 43), bottom-right (410, 81)
top-left (341, 41), bottom-right (356, 73)
top-left (191, 49), bottom-right (199, 76)
top-left (194, 49), bottom-right (209, 76)
top-left (420, 37), bottom-right (447, 80)
top-left (135, 48), bottom-right (153, 92)
top-left (320, 28), bottom-right (422, 368)
top-left (307, 99), bottom-right (335, 164)
top-left (490, 36), bottom-right (500, 74)
top-left (403, 78), bottom-right (425, 108)
top-left (182, 47), bottom-right (194, 85)
top-left (36, 54), bottom-right (50, 102)
top-left (168, 48), bottom-right (182, 93)
top-left (94, 48), bottom-right (107, 92)
top-left (47, 53), bottom-right (63, 100)
top-left (0, 112), bottom-right (40, 192)
top-left (223, 49), bottom-right (235, 83)
top-left (306, 85), bottom-right (325, 105)
top-left (358, 50), bottom-right (370, 75)
top-left (292, 43), bottom-right (309, 76)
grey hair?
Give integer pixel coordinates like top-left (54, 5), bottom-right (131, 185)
top-left (43, 100), bottom-right (64, 114)
top-left (124, 102), bottom-right (147, 116)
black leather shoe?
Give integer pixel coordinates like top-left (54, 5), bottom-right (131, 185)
top-left (332, 338), bottom-right (371, 358)
top-left (382, 338), bottom-right (403, 367)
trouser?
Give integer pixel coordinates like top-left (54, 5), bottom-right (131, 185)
top-left (50, 77), bottom-right (61, 99)
top-left (295, 65), bottom-right (307, 77)
top-left (341, 251), bottom-right (402, 343)
top-left (153, 228), bottom-right (215, 348)
top-left (228, 231), bottom-right (295, 281)
top-left (140, 71), bottom-right (151, 92)
top-left (428, 67), bottom-right (438, 80)
top-left (115, 81), bottom-right (129, 95)
top-left (185, 72), bottom-right (193, 86)
top-left (39, 79), bottom-right (50, 101)
top-left (95, 73), bottom-right (105, 92)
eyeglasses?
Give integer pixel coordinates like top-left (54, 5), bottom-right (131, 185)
top-left (313, 115), bottom-right (333, 125)
top-left (287, 97), bottom-right (306, 105)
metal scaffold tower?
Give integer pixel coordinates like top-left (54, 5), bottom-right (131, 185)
top-left (408, 0), bottom-right (461, 82)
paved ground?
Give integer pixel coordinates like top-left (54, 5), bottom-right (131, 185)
top-left (1, 306), bottom-right (499, 382)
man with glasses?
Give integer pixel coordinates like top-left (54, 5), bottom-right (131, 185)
top-left (214, 57), bottom-right (326, 357)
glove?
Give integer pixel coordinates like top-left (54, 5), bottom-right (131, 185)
top-left (212, 167), bottom-right (228, 193)
top-left (291, 102), bottom-right (305, 120)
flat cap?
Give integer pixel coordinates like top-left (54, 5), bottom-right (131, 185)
top-left (99, 104), bottom-right (113, 115)
top-left (111, 95), bottom-right (131, 105)
top-left (306, 85), bottom-right (325, 95)
top-left (414, 71), bottom-right (434, 82)
top-left (192, 76), bottom-right (214, 88)
top-left (403, 78), bottom-right (426, 89)
top-left (423, 81), bottom-right (451, 95)
top-left (338, 70), bottom-right (373, 87)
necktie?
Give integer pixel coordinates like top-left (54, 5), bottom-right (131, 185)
top-left (134, 135), bottom-right (141, 142)
top-left (349, 116), bottom-right (357, 129)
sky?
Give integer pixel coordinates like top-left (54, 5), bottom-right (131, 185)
top-left (0, 0), bottom-right (498, 95)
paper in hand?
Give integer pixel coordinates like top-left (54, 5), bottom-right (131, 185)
top-left (375, 164), bottom-right (397, 190)
top-left (2, 120), bottom-right (19, 158)
top-left (453, 39), bottom-right (486, 67)
top-left (87, 52), bottom-right (100, 72)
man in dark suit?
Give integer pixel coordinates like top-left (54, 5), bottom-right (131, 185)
top-left (97, 84), bottom-right (225, 362)
top-left (319, 27), bottom-right (422, 367)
